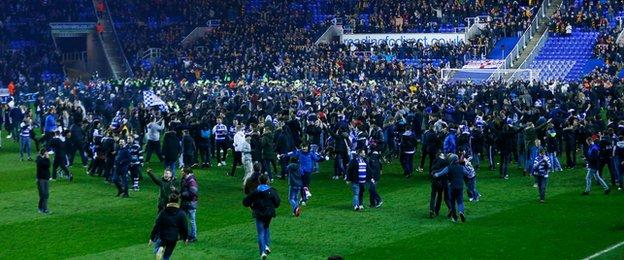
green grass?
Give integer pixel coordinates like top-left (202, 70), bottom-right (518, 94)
top-left (0, 137), bottom-right (623, 260)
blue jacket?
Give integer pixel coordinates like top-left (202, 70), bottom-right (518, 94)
top-left (443, 132), bottom-right (457, 154)
top-left (115, 146), bottom-right (131, 168)
top-left (587, 143), bottom-right (601, 170)
top-left (44, 114), bottom-right (57, 133)
top-left (434, 162), bottom-right (470, 189)
top-left (286, 150), bottom-right (323, 174)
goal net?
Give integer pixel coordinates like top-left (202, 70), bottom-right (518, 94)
top-left (440, 68), bottom-right (536, 84)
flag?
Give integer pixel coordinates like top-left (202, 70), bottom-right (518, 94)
top-left (143, 90), bottom-right (169, 112)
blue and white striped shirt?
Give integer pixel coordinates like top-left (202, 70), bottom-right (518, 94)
top-left (357, 158), bottom-right (367, 184)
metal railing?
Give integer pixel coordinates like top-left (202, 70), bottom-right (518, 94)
top-left (617, 26), bottom-right (624, 46)
top-left (62, 51), bottom-right (88, 61)
top-left (104, 0), bottom-right (133, 77)
top-left (508, 29), bottom-right (550, 82)
top-left (142, 48), bottom-right (162, 60)
top-left (488, 0), bottom-right (553, 81)
top-left (207, 19), bottom-right (221, 28)
top-left (93, 0), bottom-right (133, 78)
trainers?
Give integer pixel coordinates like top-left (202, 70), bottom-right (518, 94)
top-left (375, 201), bottom-right (383, 208)
top-left (503, 175), bottom-right (509, 180)
top-left (217, 162), bottom-right (222, 167)
top-left (354, 206), bottom-right (360, 211)
top-left (605, 189), bottom-right (611, 195)
top-left (358, 205), bottom-right (364, 210)
top-left (222, 161), bottom-right (227, 166)
top-left (294, 207), bottom-right (301, 217)
top-left (300, 201), bottom-right (306, 207)
top-left (261, 253), bottom-right (268, 260)
top-left (156, 246), bottom-right (165, 260)
top-left (469, 198), bottom-right (474, 202)
top-left (429, 210), bottom-right (435, 218)
top-left (533, 184), bottom-right (538, 188)
top-left (265, 246), bottom-right (271, 254)
top-left (459, 212), bottom-right (466, 223)
top-left (539, 199), bottom-right (545, 203)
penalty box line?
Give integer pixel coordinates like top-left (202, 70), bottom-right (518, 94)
top-left (583, 240), bottom-right (624, 260)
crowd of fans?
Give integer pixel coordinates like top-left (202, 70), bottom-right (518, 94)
top-left (594, 27), bottom-right (624, 76)
top-left (342, 0), bottom-right (538, 35)
top-left (2, 1), bottom-right (624, 258)
top-left (0, 0), bottom-right (94, 93)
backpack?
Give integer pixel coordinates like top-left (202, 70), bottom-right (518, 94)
top-left (200, 129), bottom-right (211, 139)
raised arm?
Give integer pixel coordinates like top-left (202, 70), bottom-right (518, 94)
top-left (433, 166), bottom-right (449, 178)
top-left (147, 169), bottom-right (162, 187)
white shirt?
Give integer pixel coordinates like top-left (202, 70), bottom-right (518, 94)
top-left (233, 130), bottom-right (246, 152)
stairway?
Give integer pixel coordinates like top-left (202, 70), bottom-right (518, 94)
top-left (508, 0), bottom-right (563, 70)
top-left (91, 0), bottom-right (132, 79)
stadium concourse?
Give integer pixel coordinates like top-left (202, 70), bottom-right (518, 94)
top-left (1, 0), bottom-right (624, 259)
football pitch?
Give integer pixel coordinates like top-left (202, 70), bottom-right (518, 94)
top-left (1, 139), bottom-right (623, 259)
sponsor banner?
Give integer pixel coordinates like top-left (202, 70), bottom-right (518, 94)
top-left (49, 22), bottom-right (96, 32)
top-left (462, 59), bottom-right (505, 69)
top-left (341, 33), bottom-right (464, 46)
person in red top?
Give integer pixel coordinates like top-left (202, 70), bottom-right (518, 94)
top-left (96, 22), bottom-right (105, 39)
top-left (7, 81), bottom-right (15, 96)
top-left (96, 1), bottom-right (105, 17)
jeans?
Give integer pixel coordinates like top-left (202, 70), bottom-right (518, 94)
top-left (113, 166), bottom-right (129, 195)
top-left (185, 208), bottom-right (197, 239)
top-left (152, 238), bottom-right (177, 260)
top-left (500, 153), bottom-right (511, 177)
top-left (565, 144), bottom-right (576, 168)
top-left (334, 152), bottom-right (348, 177)
top-left (20, 136), bottom-right (31, 160)
top-left (262, 159), bottom-right (275, 179)
top-left (465, 177), bottom-right (479, 200)
top-left (429, 180), bottom-right (450, 215)
top-left (198, 142), bottom-right (211, 165)
top-left (289, 186), bottom-right (301, 213)
top-left (215, 140), bottom-right (228, 162)
top-left (586, 168), bottom-right (609, 192)
top-left (164, 160), bottom-right (176, 177)
top-left (255, 218), bottom-right (272, 254)
top-left (351, 182), bottom-right (365, 208)
top-left (420, 149), bottom-right (435, 170)
top-left (68, 142), bottom-right (88, 166)
top-left (37, 179), bottom-right (49, 211)
top-left (488, 145), bottom-right (496, 168)
top-left (449, 187), bottom-right (464, 219)
top-left (53, 155), bottom-right (70, 179)
top-left (368, 181), bottom-right (382, 206)
top-left (300, 172), bottom-right (312, 202)
top-left (471, 153), bottom-right (481, 169)
top-left (310, 144), bottom-right (319, 172)
top-left (547, 152), bottom-right (562, 171)
top-left (400, 152), bottom-right (414, 176)
top-left (615, 157), bottom-right (623, 187)
top-left (145, 140), bottom-right (163, 163)
top-left (534, 175), bottom-right (547, 200)
top-left (600, 158), bottom-right (622, 187)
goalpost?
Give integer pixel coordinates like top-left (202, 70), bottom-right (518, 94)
top-left (440, 68), bottom-right (537, 83)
